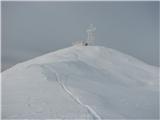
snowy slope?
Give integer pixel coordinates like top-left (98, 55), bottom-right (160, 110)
top-left (2, 46), bottom-right (159, 119)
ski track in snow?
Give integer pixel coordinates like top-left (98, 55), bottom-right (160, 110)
top-left (46, 66), bottom-right (102, 120)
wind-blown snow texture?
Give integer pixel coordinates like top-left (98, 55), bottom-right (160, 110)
top-left (2, 46), bottom-right (159, 119)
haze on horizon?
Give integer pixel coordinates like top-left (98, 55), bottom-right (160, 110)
top-left (1, 1), bottom-right (159, 71)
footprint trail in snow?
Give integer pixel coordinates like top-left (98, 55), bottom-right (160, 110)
top-left (46, 65), bottom-right (102, 120)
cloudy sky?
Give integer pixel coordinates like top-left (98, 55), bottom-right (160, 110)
top-left (2, 1), bottom-right (159, 71)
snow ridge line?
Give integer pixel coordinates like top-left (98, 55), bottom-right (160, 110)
top-left (46, 66), bottom-right (101, 120)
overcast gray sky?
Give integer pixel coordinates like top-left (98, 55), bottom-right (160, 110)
top-left (2, 1), bottom-right (159, 71)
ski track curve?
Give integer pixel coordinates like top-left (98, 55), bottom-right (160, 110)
top-left (46, 66), bottom-right (102, 120)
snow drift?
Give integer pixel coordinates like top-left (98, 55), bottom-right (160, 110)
top-left (2, 46), bottom-right (159, 119)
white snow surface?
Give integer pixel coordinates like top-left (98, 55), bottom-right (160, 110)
top-left (2, 46), bottom-right (159, 119)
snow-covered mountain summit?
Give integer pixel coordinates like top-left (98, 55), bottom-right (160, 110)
top-left (2, 46), bottom-right (159, 119)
